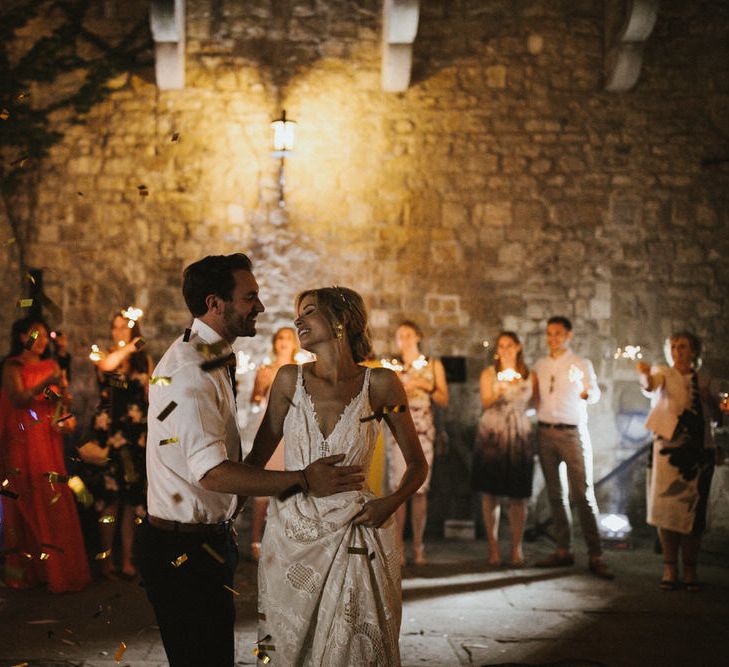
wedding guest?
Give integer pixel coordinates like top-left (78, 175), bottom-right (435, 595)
top-left (385, 320), bottom-right (448, 565)
top-left (532, 316), bottom-right (613, 579)
top-left (248, 326), bottom-right (299, 560)
top-left (637, 332), bottom-right (721, 591)
top-left (0, 317), bottom-right (90, 593)
top-left (78, 309), bottom-right (152, 579)
top-left (471, 331), bottom-right (534, 567)
top-left (135, 254), bottom-right (362, 667)
top-left (250, 287), bottom-right (428, 664)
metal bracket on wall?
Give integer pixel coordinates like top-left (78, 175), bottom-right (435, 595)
top-left (604, 0), bottom-right (659, 92)
top-left (150, 0), bottom-right (186, 90)
top-left (381, 0), bottom-right (420, 92)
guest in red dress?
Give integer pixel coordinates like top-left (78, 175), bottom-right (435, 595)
top-left (0, 317), bottom-right (90, 593)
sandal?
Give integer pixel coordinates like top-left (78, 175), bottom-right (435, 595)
top-left (659, 560), bottom-right (678, 591)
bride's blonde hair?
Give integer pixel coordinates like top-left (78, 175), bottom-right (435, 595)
top-left (296, 287), bottom-right (373, 363)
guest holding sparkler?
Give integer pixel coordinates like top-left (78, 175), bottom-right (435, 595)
top-left (471, 332), bottom-right (533, 567)
top-left (637, 332), bottom-right (721, 591)
top-left (0, 317), bottom-right (90, 592)
top-left (78, 308), bottom-right (152, 579)
top-left (385, 320), bottom-right (448, 565)
top-left (248, 326), bottom-right (299, 561)
top-left (532, 316), bottom-right (613, 579)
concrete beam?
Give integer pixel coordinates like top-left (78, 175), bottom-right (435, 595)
top-left (604, 0), bottom-right (658, 92)
top-left (150, 0), bottom-right (185, 90)
top-left (381, 0), bottom-right (420, 93)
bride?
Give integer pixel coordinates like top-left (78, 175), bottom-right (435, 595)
top-left (245, 286), bottom-right (427, 665)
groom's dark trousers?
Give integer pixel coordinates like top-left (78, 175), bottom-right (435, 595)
top-left (134, 517), bottom-right (239, 666)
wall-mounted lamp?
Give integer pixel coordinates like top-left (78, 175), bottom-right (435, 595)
top-left (271, 109), bottom-right (296, 154)
top-left (271, 110), bottom-right (297, 208)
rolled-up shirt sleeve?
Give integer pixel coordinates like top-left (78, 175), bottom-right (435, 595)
top-left (152, 363), bottom-right (229, 483)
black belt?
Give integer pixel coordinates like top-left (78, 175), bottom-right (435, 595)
top-left (148, 515), bottom-right (232, 536)
top-left (538, 421), bottom-right (578, 430)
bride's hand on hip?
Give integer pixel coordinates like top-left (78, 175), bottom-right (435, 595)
top-left (304, 454), bottom-right (364, 497)
top-left (353, 497), bottom-right (397, 528)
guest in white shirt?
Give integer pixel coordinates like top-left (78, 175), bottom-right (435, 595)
top-left (532, 316), bottom-right (613, 579)
top-left (134, 253), bottom-right (364, 667)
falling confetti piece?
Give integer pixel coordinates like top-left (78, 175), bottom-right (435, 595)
top-left (171, 492), bottom-right (183, 503)
top-left (26, 619), bottom-right (60, 625)
top-left (50, 493), bottom-right (61, 504)
top-left (11, 662), bottom-right (29, 667)
top-left (43, 386), bottom-right (62, 400)
top-left (16, 91), bottom-right (29, 102)
top-left (95, 548), bottom-right (112, 560)
top-left (24, 329), bottom-right (39, 350)
top-left (40, 543), bottom-right (64, 553)
top-left (0, 486), bottom-right (19, 499)
top-left (99, 514), bottom-right (116, 524)
top-left (0, 108), bottom-right (9, 120)
top-left (114, 641), bottom-right (127, 662)
top-left (134, 516), bottom-right (143, 525)
top-left (11, 156), bottom-right (29, 168)
top-left (134, 337), bottom-right (146, 349)
top-left (200, 352), bottom-right (236, 372)
top-left (183, 328), bottom-right (192, 342)
top-left (54, 413), bottom-right (74, 424)
top-left (157, 401), bottom-right (177, 421)
top-left (196, 341), bottom-right (228, 357)
top-left (150, 376), bottom-right (172, 385)
top-left (39, 552), bottom-right (50, 560)
top-left (77, 191), bottom-right (84, 196)
top-left (202, 542), bottom-right (225, 564)
top-left (171, 132), bottom-right (180, 142)
top-left (61, 637), bottom-right (80, 646)
top-left (45, 471), bottom-right (69, 483)
top-left (17, 298), bottom-right (33, 308)
top-left (159, 437), bottom-right (179, 446)
top-left (171, 553), bottom-right (188, 567)
top-left (223, 584), bottom-right (240, 596)
top-left (137, 184), bottom-right (149, 197)
top-left (360, 404), bottom-right (407, 423)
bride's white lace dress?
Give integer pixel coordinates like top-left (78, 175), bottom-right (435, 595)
top-left (257, 365), bottom-right (401, 666)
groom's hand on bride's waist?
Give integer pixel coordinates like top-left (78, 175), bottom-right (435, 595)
top-left (304, 454), bottom-right (364, 497)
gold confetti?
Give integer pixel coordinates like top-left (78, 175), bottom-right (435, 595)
top-left (359, 404), bottom-right (407, 423)
top-left (114, 641), bottom-right (127, 662)
top-left (39, 552), bottom-right (50, 560)
top-left (61, 637), bottom-right (80, 646)
top-left (200, 352), bottom-right (236, 372)
top-left (202, 542), bottom-right (225, 564)
top-left (253, 649), bottom-right (271, 664)
top-left (134, 516), bottom-right (143, 525)
top-left (11, 662), bottom-right (28, 667)
top-left (223, 584), bottom-right (240, 596)
top-left (5, 237), bottom-right (16, 245)
top-left (20, 551), bottom-right (33, 560)
top-left (26, 272), bottom-right (36, 285)
top-left (134, 337), bottom-right (146, 349)
top-left (171, 553), bottom-right (188, 567)
top-left (99, 514), bottom-right (116, 524)
top-left (43, 386), bottom-right (62, 400)
top-left (95, 548), bottom-right (112, 560)
top-left (50, 493), bottom-right (61, 504)
top-left (17, 298), bottom-right (33, 308)
top-left (196, 341), bottom-right (228, 357)
top-left (172, 492), bottom-right (183, 503)
top-left (11, 156), bottom-right (29, 168)
top-left (157, 401), bottom-right (177, 421)
top-left (0, 108), bottom-right (9, 120)
top-left (150, 376), bottom-right (172, 385)
top-left (171, 132), bottom-right (180, 142)
top-left (77, 191), bottom-right (84, 196)
top-left (159, 437), bottom-right (179, 446)
top-left (16, 91), bottom-right (29, 102)
top-left (137, 184), bottom-right (149, 197)
top-left (24, 329), bottom-right (39, 350)
top-left (183, 328), bottom-right (192, 342)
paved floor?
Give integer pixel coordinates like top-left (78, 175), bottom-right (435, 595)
top-left (1, 530), bottom-right (728, 667)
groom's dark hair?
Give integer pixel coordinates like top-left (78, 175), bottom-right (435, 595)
top-left (183, 253), bottom-right (253, 317)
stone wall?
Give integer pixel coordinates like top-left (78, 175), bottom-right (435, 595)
top-left (2, 0), bottom-right (729, 533)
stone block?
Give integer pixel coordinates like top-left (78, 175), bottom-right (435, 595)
top-left (474, 201), bottom-right (511, 227)
top-left (486, 65), bottom-right (507, 88)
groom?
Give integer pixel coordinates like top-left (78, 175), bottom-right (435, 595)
top-left (135, 253), bottom-right (364, 666)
